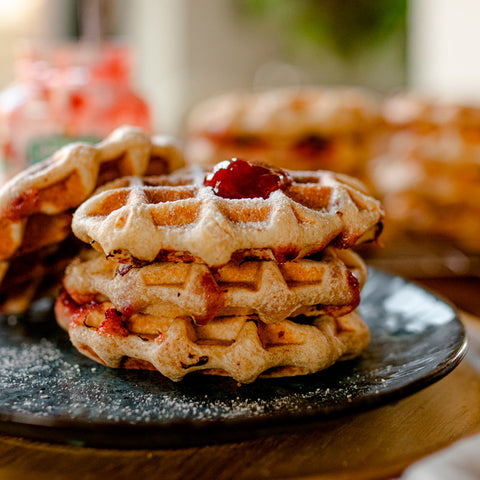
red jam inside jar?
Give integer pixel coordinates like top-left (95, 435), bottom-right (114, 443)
top-left (204, 158), bottom-right (292, 199)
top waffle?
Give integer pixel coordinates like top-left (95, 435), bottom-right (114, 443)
top-left (72, 167), bottom-right (384, 267)
top-left (0, 126), bottom-right (184, 263)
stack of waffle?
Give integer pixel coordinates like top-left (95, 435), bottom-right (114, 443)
top-left (370, 93), bottom-right (480, 253)
top-left (185, 87), bottom-right (380, 184)
top-left (55, 162), bottom-right (384, 383)
top-left (0, 126), bottom-right (184, 314)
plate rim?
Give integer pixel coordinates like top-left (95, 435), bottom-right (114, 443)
top-left (0, 268), bottom-right (469, 448)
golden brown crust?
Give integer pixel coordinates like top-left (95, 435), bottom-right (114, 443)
top-left (0, 127), bottom-right (184, 218)
top-left (55, 291), bottom-right (369, 384)
top-left (62, 247), bottom-right (367, 324)
top-left (72, 168), bottom-right (384, 267)
top-left (0, 126), bottom-right (184, 313)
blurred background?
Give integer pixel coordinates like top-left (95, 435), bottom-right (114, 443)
top-left (0, 0), bottom-right (478, 133)
top-left (0, 0), bottom-right (420, 133)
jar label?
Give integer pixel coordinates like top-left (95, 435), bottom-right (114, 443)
top-left (27, 135), bottom-right (101, 165)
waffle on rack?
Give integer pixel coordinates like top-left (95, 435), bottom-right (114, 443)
top-left (0, 126), bottom-right (184, 313)
top-left (55, 158), bottom-right (383, 383)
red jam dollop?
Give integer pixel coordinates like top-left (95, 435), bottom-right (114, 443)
top-left (204, 158), bottom-right (292, 199)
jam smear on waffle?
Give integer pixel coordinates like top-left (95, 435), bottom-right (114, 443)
top-left (97, 308), bottom-right (129, 337)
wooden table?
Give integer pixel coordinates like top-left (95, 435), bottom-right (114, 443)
top-left (1, 295), bottom-right (479, 480)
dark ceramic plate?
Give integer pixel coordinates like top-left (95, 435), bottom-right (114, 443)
top-left (0, 269), bottom-right (467, 449)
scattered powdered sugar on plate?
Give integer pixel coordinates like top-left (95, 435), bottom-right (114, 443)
top-left (0, 320), bottom-right (390, 424)
top-left (0, 324), bottom-right (340, 423)
top-left (0, 269), bottom-right (466, 447)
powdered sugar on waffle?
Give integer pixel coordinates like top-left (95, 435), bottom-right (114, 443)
top-left (72, 169), bottom-right (383, 266)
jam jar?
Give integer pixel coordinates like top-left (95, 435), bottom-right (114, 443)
top-left (0, 42), bottom-right (152, 182)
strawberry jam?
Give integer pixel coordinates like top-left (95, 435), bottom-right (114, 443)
top-left (97, 308), bottom-right (129, 337)
top-left (204, 158), bottom-right (292, 199)
top-left (55, 290), bottom-right (103, 329)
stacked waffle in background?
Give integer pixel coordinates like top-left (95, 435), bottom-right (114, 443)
top-left (55, 159), bottom-right (384, 383)
top-left (369, 93), bottom-right (480, 255)
top-left (184, 87), bottom-right (381, 185)
top-left (0, 126), bottom-right (184, 314)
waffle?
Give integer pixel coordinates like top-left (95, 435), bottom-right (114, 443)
top-left (0, 212), bottom-right (72, 261)
top-left (370, 93), bottom-right (480, 252)
top-left (62, 247), bottom-right (367, 324)
top-left (371, 136), bottom-right (480, 208)
top-left (0, 126), bottom-right (184, 313)
top-left (0, 241), bottom-right (80, 313)
top-left (373, 190), bottom-right (480, 253)
top-left (0, 267), bottom-right (64, 315)
top-left (382, 92), bottom-right (480, 135)
top-left (147, 135), bottom-right (185, 175)
top-left (0, 126), bottom-right (184, 259)
top-left (72, 168), bottom-right (384, 267)
top-left (185, 87), bottom-right (380, 178)
top-left (55, 291), bottom-right (369, 383)
top-left (0, 241), bottom-right (81, 314)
